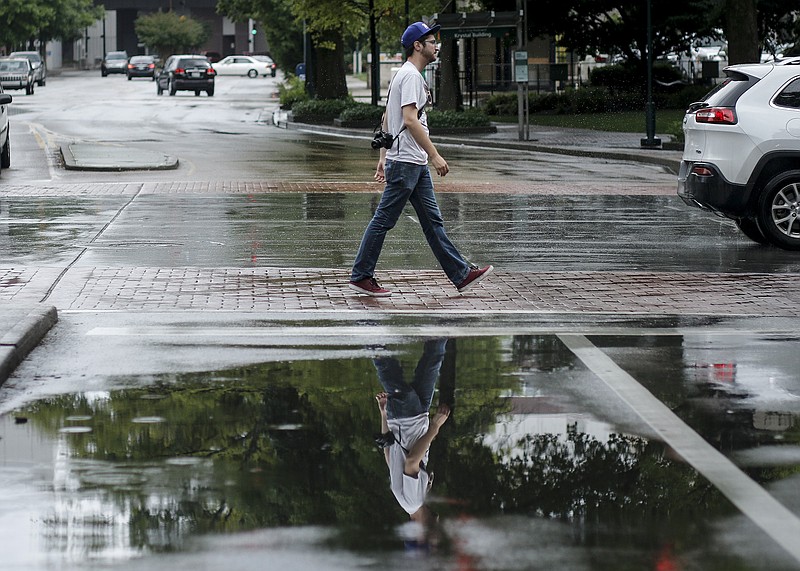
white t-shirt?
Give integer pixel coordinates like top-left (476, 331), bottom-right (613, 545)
top-left (387, 412), bottom-right (430, 514)
top-left (385, 61), bottom-right (431, 166)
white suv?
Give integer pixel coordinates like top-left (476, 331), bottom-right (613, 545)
top-left (0, 85), bottom-right (11, 175)
top-left (678, 60), bottom-right (800, 250)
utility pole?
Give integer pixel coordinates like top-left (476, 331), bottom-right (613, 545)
top-left (515, 0), bottom-right (529, 141)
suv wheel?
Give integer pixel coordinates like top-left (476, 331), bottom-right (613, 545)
top-left (1, 131), bottom-right (10, 169)
top-left (757, 170), bottom-right (800, 250)
top-left (735, 217), bottom-right (770, 246)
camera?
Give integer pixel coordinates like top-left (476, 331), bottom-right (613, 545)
top-left (373, 431), bottom-right (396, 448)
top-left (371, 129), bottom-right (395, 150)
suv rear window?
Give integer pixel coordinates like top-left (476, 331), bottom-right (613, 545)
top-left (701, 70), bottom-right (759, 107)
top-left (178, 59), bottom-right (209, 68)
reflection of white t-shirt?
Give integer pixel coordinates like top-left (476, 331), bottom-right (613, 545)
top-left (385, 61), bottom-right (431, 166)
top-left (387, 412), bottom-right (430, 514)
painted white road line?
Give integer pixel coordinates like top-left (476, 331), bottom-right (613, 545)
top-left (558, 333), bottom-right (800, 565)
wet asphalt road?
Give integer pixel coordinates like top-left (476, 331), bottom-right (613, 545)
top-left (1, 71), bottom-right (799, 571)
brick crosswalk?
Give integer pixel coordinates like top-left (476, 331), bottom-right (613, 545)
top-left (2, 265), bottom-right (795, 316)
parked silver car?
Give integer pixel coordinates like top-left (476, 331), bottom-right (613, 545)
top-left (0, 58), bottom-right (36, 95)
top-left (9, 51), bottom-right (46, 86)
top-left (0, 84), bottom-right (12, 174)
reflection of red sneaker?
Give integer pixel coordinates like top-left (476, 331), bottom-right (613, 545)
top-left (457, 265), bottom-right (493, 293)
top-left (349, 277), bottom-right (392, 297)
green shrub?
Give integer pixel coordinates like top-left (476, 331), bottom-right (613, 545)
top-left (338, 103), bottom-right (384, 123)
top-left (663, 119), bottom-right (685, 143)
top-left (278, 75), bottom-right (308, 109)
top-left (427, 108), bottom-right (491, 128)
top-left (483, 92), bottom-right (518, 115)
top-left (292, 98), bottom-right (353, 123)
top-left (484, 83), bottom-right (711, 117)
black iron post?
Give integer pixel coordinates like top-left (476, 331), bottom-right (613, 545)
top-left (369, 0), bottom-right (380, 105)
top-left (641, 0), bottom-right (661, 148)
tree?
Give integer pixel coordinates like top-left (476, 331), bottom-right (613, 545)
top-left (0, 0), bottom-right (102, 51)
top-left (39, 0), bottom-right (104, 44)
top-left (725, 0), bottom-right (759, 64)
top-left (217, 0), bottom-right (304, 78)
top-left (134, 10), bottom-right (210, 58)
top-left (218, 0), bottom-right (442, 100)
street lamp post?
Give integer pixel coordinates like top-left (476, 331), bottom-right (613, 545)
top-left (641, 0), bottom-right (661, 148)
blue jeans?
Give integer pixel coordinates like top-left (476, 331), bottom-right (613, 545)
top-left (351, 160), bottom-right (470, 285)
top-left (373, 339), bottom-right (448, 420)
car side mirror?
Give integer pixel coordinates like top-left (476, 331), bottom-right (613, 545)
top-left (0, 94), bottom-right (12, 105)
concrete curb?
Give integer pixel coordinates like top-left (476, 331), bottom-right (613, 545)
top-left (279, 119), bottom-right (682, 171)
top-left (0, 305), bottom-right (58, 386)
top-left (61, 143), bottom-right (179, 171)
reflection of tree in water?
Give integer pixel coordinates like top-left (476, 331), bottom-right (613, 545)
top-left (492, 432), bottom-right (713, 517)
top-left (18, 338), bottom-right (516, 552)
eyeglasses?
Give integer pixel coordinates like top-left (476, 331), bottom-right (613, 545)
top-left (420, 39), bottom-right (437, 45)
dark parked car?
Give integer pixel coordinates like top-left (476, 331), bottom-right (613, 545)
top-left (8, 51), bottom-right (45, 86)
top-left (0, 58), bottom-right (35, 95)
top-left (127, 55), bottom-right (157, 80)
top-left (0, 84), bottom-right (12, 175)
top-left (101, 51), bottom-right (129, 76)
top-left (156, 55), bottom-right (216, 97)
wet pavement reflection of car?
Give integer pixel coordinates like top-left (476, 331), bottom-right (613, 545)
top-left (2, 334), bottom-right (799, 570)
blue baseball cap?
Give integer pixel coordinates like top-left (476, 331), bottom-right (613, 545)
top-left (401, 22), bottom-right (441, 49)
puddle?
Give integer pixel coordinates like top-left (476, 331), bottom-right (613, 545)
top-left (1, 336), bottom-right (798, 570)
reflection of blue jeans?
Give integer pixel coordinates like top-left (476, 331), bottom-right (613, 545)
top-left (351, 160), bottom-right (471, 285)
top-left (374, 339), bottom-right (448, 420)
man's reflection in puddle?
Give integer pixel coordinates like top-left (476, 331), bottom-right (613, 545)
top-left (373, 338), bottom-right (454, 550)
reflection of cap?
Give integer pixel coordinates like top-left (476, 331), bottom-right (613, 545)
top-left (401, 22), bottom-right (442, 49)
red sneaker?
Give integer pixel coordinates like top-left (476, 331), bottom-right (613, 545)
top-left (456, 265), bottom-right (493, 293)
top-left (349, 277), bottom-right (392, 297)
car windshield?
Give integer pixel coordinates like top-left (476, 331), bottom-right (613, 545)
top-left (130, 56), bottom-right (153, 63)
top-left (178, 59), bottom-right (209, 68)
top-left (107, 53), bottom-right (127, 60)
top-left (0, 61), bottom-right (28, 72)
top-left (11, 53), bottom-right (40, 63)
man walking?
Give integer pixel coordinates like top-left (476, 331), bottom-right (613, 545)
top-left (349, 21), bottom-right (493, 297)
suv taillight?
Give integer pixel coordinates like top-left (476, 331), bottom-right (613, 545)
top-left (695, 107), bottom-right (737, 124)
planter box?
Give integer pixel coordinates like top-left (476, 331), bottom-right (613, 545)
top-left (661, 141), bottom-right (684, 151)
